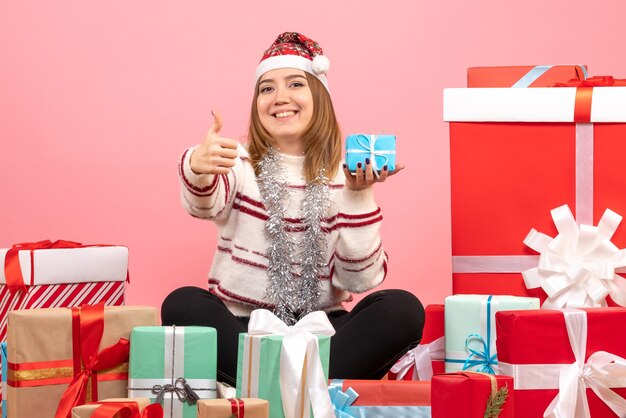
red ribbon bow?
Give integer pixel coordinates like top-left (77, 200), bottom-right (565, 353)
top-left (229, 398), bottom-right (246, 418)
top-left (54, 303), bottom-right (131, 418)
top-left (4, 240), bottom-right (83, 294)
top-left (553, 75), bottom-right (626, 87)
top-left (90, 402), bottom-right (164, 418)
top-left (552, 76), bottom-right (626, 123)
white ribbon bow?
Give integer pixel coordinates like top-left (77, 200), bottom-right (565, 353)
top-left (248, 309), bottom-right (336, 418)
top-left (522, 204), bottom-right (626, 308)
top-left (543, 309), bottom-right (626, 418)
top-left (389, 337), bottom-right (445, 381)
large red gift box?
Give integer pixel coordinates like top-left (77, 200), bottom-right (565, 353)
top-left (431, 372), bottom-right (514, 417)
top-left (496, 308), bottom-right (626, 417)
top-left (444, 79), bottom-right (626, 303)
top-left (467, 65), bottom-right (587, 87)
top-left (388, 304), bottom-right (444, 381)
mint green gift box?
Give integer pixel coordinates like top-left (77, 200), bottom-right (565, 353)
top-left (444, 294), bottom-right (539, 374)
top-left (236, 333), bottom-right (331, 418)
top-left (128, 326), bottom-right (217, 418)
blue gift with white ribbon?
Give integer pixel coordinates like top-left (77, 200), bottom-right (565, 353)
top-left (345, 134), bottom-right (396, 175)
top-left (329, 380), bottom-right (431, 418)
top-left (444, 294), bottom-right (539, 374)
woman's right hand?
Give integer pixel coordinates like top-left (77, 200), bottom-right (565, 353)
top-left (189, 111), bottom-right (239, 175)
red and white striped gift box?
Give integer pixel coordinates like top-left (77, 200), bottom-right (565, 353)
top-left (0, 241), bottom-right (128, 400)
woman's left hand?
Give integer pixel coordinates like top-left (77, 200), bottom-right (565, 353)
top-left (343, 159), bottom-right (405, 191)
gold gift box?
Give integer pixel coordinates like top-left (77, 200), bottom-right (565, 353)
top-left (197, 398), bottom-right (268, 418)
top-left (71, 398), bottom-right (151, 418)
top-left (6, 306), bottom-right (158, 418)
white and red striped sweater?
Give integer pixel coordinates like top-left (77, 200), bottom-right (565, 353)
top-left (179, 145), bottom-right (388, 317)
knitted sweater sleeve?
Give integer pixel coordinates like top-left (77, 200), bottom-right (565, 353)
top-left (332, 186), bottom-right (388, 293)
top-left (178, 145), bottom-right (246, 221)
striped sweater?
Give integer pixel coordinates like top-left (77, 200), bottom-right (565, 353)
top-left (179, 145), bottom-right (388, 317)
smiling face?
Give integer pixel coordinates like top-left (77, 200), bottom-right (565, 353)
top-left (256, 68), bottom-right (314, 154)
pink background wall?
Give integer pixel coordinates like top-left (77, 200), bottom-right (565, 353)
top-left (2, 1), bottom-right (626, 312)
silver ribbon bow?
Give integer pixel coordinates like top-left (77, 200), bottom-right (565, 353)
top-left (152, 377), bottom-right (201, 405)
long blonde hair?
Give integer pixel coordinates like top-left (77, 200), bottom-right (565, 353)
top-left (247, 72), bottom-right (342, 183)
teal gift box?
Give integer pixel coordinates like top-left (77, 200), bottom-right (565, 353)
top-left (444, 294), bottom-right (539, 374)
top-left (128, 326), bottom-right (218, 418)
top-left (236, 331), bottom-right (331, 418)
top-left (1, 342), bottom-right (6, 418)
top-left (345, 134), bottom-right (396, 173)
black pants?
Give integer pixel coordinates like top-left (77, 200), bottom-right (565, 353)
top-left (161, 287), bottom-right (424, 386)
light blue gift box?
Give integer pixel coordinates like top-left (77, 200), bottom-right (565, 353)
top-left (444, 294), bottom-right (539, 374)
top-left (345, 134), bottom-right (396, 173)
top-left (1, 342), bottom-right (6, 418)
top-left (128, 326), bottom-right (218, 418)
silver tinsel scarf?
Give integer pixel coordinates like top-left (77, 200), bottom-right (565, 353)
top-left (257, 149), bottom-right (331, 325)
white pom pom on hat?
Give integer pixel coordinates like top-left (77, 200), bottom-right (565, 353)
top-left (311, 54), bottom-right (330, 75)
top-left (255, 32), bottom-right (331, 92)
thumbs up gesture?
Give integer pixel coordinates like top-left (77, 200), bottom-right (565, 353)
top-left (189, 111), bottom-right (239, 175)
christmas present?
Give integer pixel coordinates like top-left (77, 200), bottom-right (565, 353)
top-left (197, 398), bottom-right (268, 418)
top-left (496, 307), bottom-right (626, 417)
top-left (328, 379), bottom-right (431, 417)
top-left (388, 304), bottom-right (444, 381)
top-left (128, 326), bottom-right (217, 418)
top-left (444, 295), bottom-right (538, 374)
top-left (5, 303), bottom-right (158, 418)
top-left (236, 309), bottom-right (333, 418)
top-left (71, 398), bottom-right (157, 418)
top-left (0, 240), bottom-right (128, 344)
top-left (345, 134), bottom-right (396, 174)
top-left (445, 76), bottom-right (626, 305)
top-left (431, 371), bottom-right (513, 418)
top-left (1, 343), bottom-right (5, 418)
top-left (467, 64), bottom-right (587, 87)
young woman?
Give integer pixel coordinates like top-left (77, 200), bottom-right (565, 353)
top-left (163, 32), bottom-right (424, 386)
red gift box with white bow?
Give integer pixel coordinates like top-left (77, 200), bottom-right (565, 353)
top-left (496, 307), bottom-right (626, 417)
top-left (388, 304), bottom-right (444, 381)
top-left (445, 76), bottom-right (626, 306)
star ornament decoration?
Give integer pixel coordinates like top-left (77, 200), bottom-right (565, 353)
top-left (523, 204), bottom-right (626, 308)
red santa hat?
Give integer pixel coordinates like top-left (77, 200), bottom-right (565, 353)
top-left (255, 32), bottom-right (331, 91)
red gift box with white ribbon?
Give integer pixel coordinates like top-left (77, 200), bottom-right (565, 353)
top-left (496, 307), bottom-right (626, 417)
top-left (445, 76), bottom-right (626, 306)
top-left (388, 304), bottom-right (444, 381)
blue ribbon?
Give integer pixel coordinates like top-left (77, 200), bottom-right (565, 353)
top-left (462, 294), bottom-right (497, 374)
top-left (329, 381), bottom-right (359, 418)
top-left (445, 295), bottom-right (498, 374)
top-left (462, 333), bottom-right (498, 374)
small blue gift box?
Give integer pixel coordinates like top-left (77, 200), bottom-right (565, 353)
top-left (345, 134), bottom-right (396, 173)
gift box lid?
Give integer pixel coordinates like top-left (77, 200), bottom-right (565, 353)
top-left (0, 245), bottom-right (128, 286)
top-left (443, 87), bottom-right (626, 122)
top-left (467, 65), bottom-right (587, 88)
top-left (331, 380), bottom-right (430, 406)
